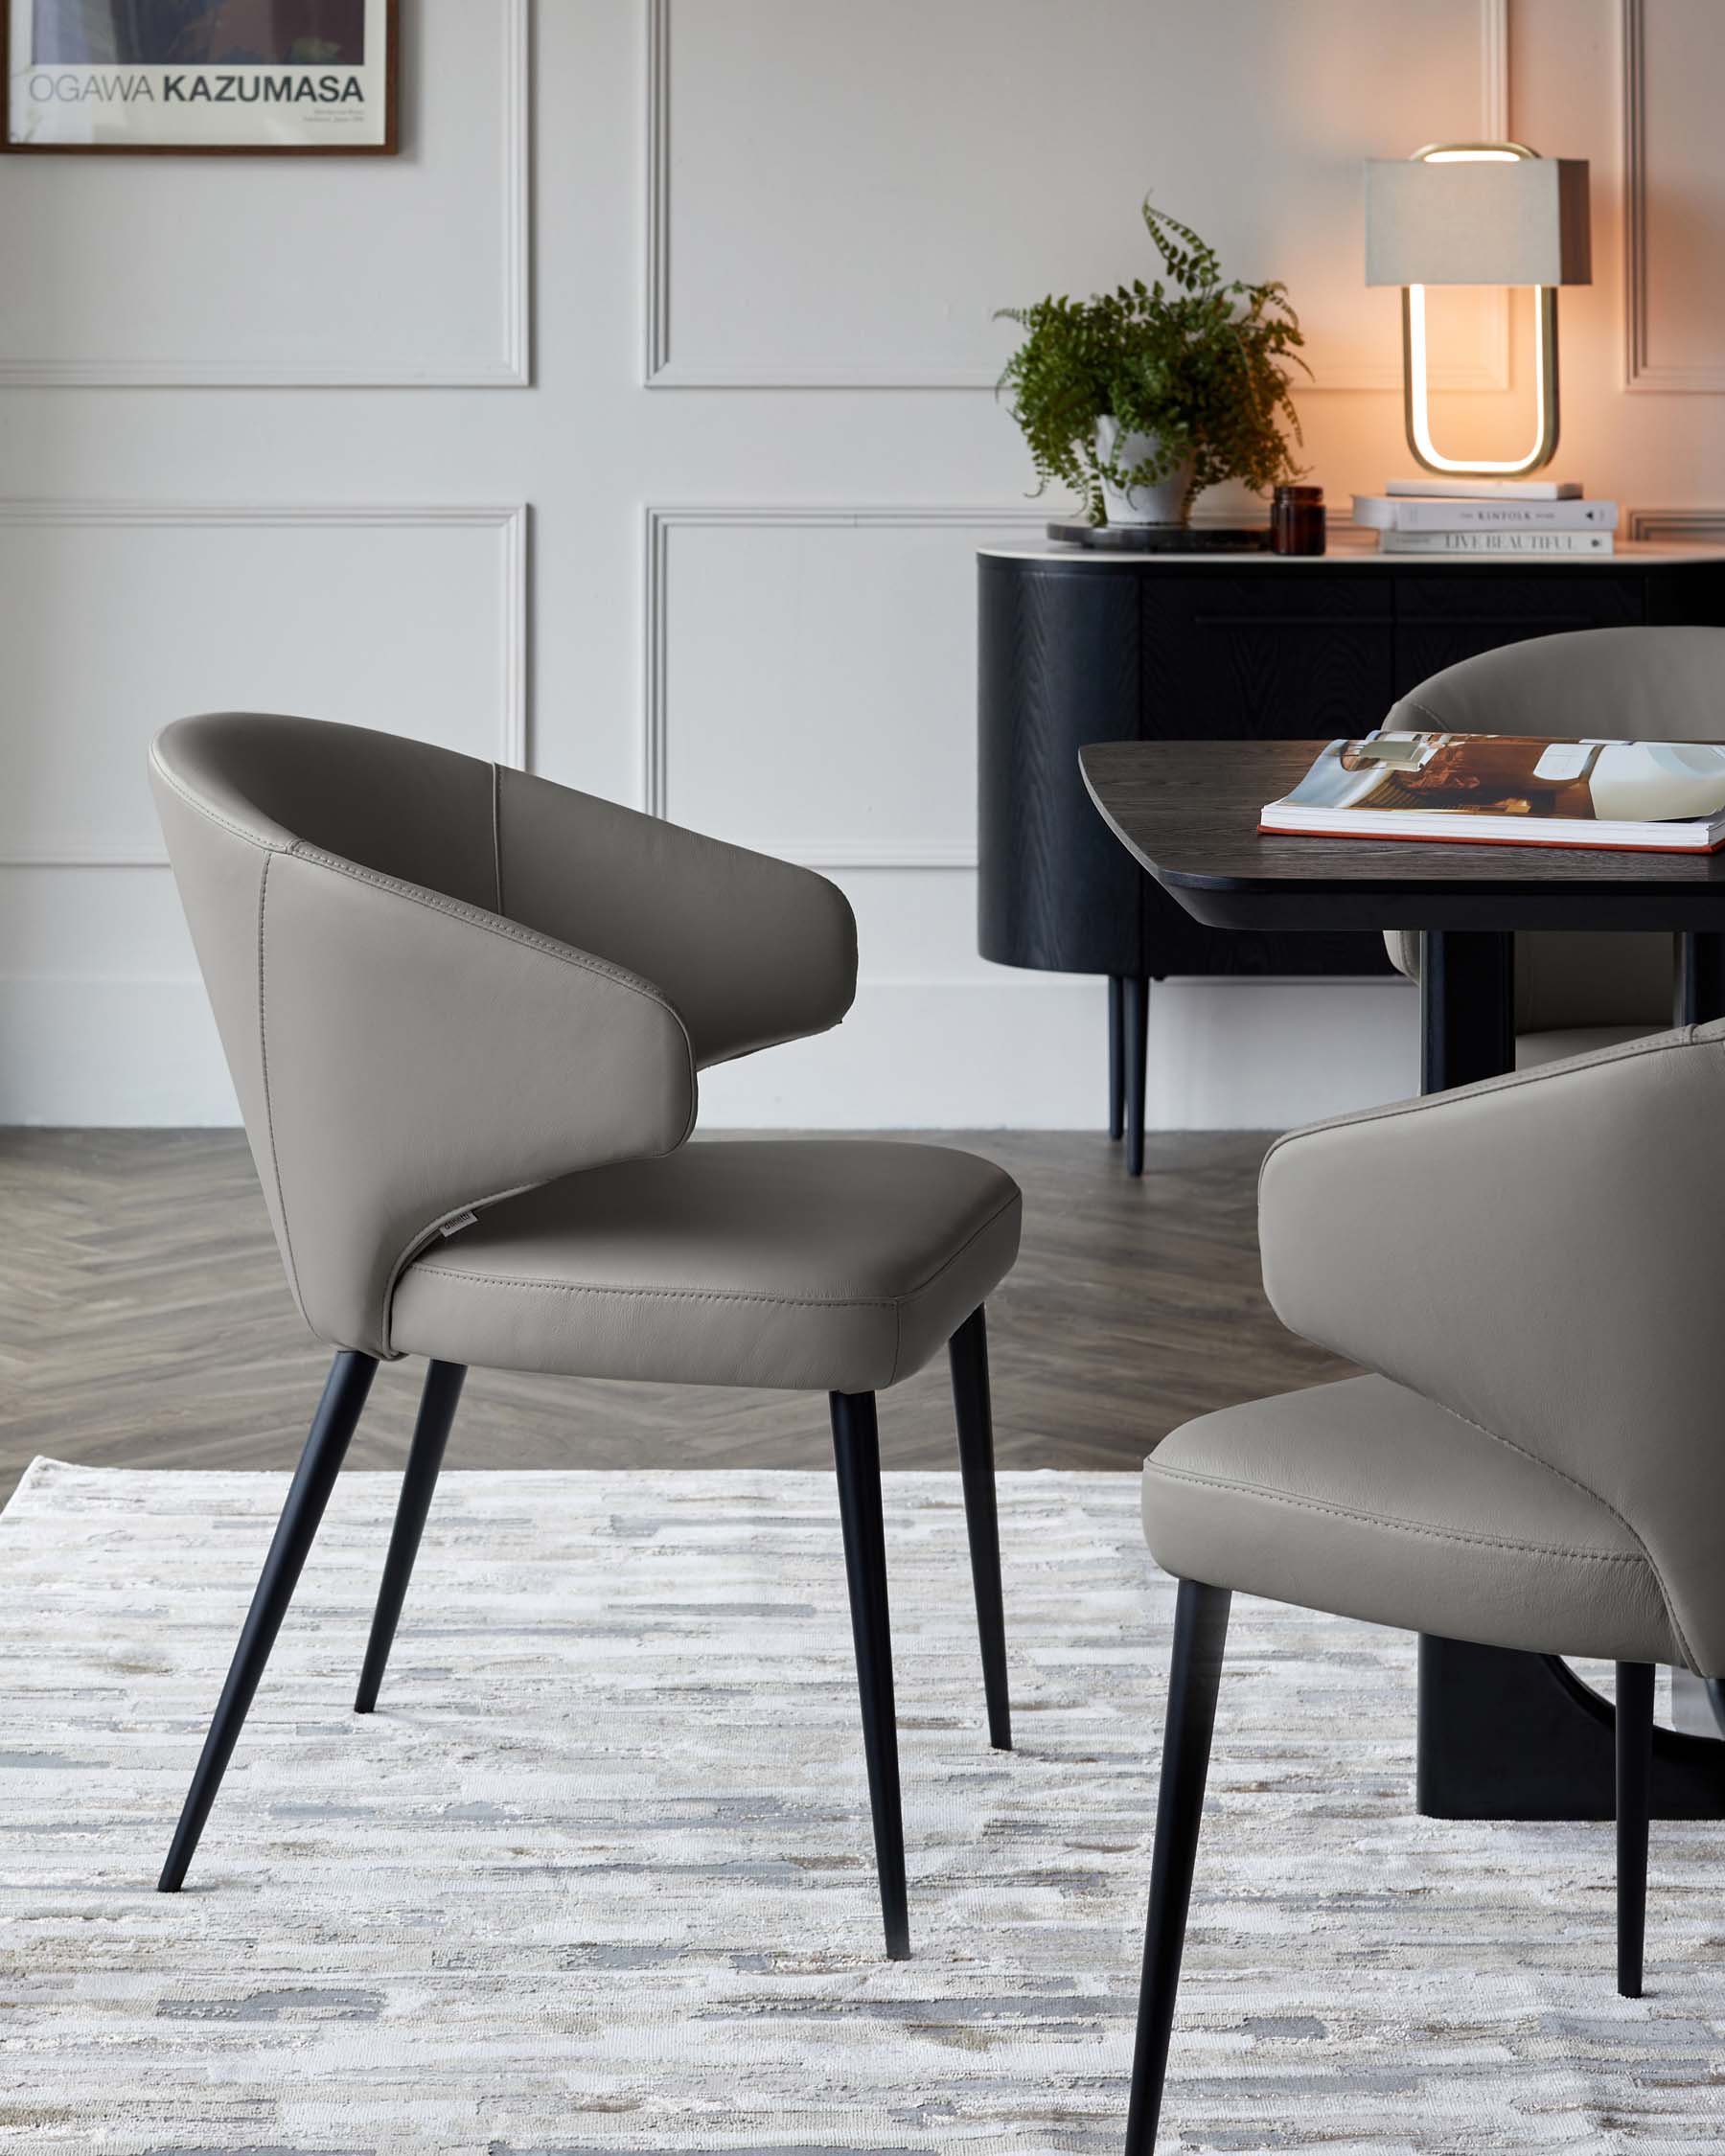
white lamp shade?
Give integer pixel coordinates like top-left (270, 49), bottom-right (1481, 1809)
top-left (1365, 157), bottom-right (1592, 287)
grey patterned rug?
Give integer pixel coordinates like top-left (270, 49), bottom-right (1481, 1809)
top-left (2, 1460), bottom-right (1722, 2154)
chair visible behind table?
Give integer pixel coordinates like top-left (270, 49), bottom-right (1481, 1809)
top-left (1382, 626), bottom-right (1725, 1060)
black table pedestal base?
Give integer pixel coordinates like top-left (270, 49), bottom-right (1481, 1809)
top-left (1418, 927), bottom-right (1514, 1092)
top-left (1417, 1636), bottom-right (1725, 1820)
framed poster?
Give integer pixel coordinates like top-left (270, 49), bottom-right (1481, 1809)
top-left (4, 0), bottom-right (398, 152)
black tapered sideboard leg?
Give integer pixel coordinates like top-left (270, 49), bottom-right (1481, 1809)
top-left (948, 1306), bottom-right (1011, 1751)
top-left (1124, 1577), bottom-right (1231, 2156)
top-left (356, 1359), bottom-right (467, 1714)
top-left (829, 1388), bottom-right (909, 1960)
top-left (1122, 975), bottom-right (1149, 1178)
top-left (159, 1349), bottom-right (378, 1892)
top-left (1108, 975), bottom-right (1125, 1141)
top-left (1618, 1660), bottom-right (1654, 1998)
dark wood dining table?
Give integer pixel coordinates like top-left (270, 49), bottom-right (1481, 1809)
top-left (1082, 736), bottom-right (1725, 1823)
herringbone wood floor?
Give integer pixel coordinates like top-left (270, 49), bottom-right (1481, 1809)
top-left (0, 1129), bottom-right (1348, 1507)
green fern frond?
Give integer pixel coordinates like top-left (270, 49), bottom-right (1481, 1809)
top-left (994, 194), bottom-right (1308, 523)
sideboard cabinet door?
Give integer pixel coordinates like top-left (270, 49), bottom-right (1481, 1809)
top-left (978, 560), bottom-right (1146, 976)
top-left (1139, 574), bottom-right (1396, 975)
top-left (1140, 574), bottom-right (1396, 741)
top-left (1392, 573), bottom-right (1644, 697)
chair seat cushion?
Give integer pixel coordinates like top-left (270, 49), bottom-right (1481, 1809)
top-left (1515, 1023), bottom-right (1654, 1070)
top-left (389, 1139), bottom-right (1021, 1393)
top-left (1142, 1375), bottom-right (1679, 1665)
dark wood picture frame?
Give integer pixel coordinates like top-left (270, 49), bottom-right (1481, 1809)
top-left (2, 0), bottom-right (400, 154)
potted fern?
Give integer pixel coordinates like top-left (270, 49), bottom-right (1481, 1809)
top-left (997, 199), bottom-right (1309, 526)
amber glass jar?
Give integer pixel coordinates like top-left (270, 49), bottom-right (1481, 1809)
top-left (1271, 484), bottom-right (1325, 555)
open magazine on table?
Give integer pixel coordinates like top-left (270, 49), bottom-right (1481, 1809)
top-left (1260, 733), bottom-right (1725, 854)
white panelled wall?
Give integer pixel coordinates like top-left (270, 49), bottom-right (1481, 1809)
top-left (1, 0), bottom-right (1718, 1129)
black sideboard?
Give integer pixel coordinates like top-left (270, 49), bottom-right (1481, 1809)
top-left (977, 537), bottom-right (1725, 1171)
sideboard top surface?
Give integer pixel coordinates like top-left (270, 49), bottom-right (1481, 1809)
top-left (979, 536), bottom-right (1725, 569)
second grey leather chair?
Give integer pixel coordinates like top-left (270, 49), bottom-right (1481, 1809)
top-left (1120, 1021), bottom-right (1725, 2148)
top-left (1382, 625), bottom-right (1725, 1064)
top-left (148, 712), bottom-right (1024, 1960)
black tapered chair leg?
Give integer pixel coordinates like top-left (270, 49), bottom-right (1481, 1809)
top-left (1123, 975), bottom-right (1150, 1178)
top-left (1124, 1577), bottom-right (1231, 2156)
top-left (829, 1388), bottom-right (909, 1960)
top-left (355, 1359), bottom-right (468, 1714)
top-left (158, 1349), bottom-right (378, 1893)
top-left (1108, 975), bottom-right (1125, 1141)
top-left (1617, 1660), bottom-right (1654, 1998)
top-left (948, 1306), bottom-right (1011, 1751)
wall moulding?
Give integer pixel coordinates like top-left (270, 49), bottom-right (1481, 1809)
top-left (1621, 0), bottom-right (1725, 394)
top-left (642, 502), bottom-right (1052, 866)
top-left (0, 500), bottom-right (528, 866)
top-left (0, 0), bottom-right (528, 387)
top-left (644, 0), bottom-right (1508, 393)
top-left (1624, 508), bottom-right (1725, 543)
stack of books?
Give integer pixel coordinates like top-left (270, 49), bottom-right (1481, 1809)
top-left (1351, 477), bottom-right (1618, 558)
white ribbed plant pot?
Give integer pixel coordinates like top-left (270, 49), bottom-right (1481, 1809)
top-left (1095, 418), bottom-right (1197, 526)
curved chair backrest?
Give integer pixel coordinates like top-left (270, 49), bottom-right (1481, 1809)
top-left (1382, 627), bottom-right (1725, 1032)
top-left (1261, 1018), bottom-right (1725, 1676)
top-left (150, 713), bottom-right (857, 1358)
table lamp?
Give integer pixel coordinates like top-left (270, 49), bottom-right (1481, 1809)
top-left (1365, 143), bottom-right (1591, 478)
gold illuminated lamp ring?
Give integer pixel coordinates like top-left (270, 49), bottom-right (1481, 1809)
top-left (1400, 141), bottom-right (1559, 479)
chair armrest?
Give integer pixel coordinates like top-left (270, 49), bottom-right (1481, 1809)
top-left (1384, 929), bottom-right (1420, 983)
top-left (207, 834), bottom-right (695, 1359)
top-left (494, 767), bottom-right (858, 1067)
top-left (1258, 1021), bottom-right (1725, 1671)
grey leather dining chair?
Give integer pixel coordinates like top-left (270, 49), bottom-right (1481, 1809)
top-left (1383, 625), bottom-right (1725, 1063)
top-left (148, 712), bottom-right (1023, 1960)
top-left (1120, 1020), bottom-right (1725, 2148)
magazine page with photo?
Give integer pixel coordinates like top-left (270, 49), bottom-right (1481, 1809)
top-left (1263, 735), bottom-right (1725, 853)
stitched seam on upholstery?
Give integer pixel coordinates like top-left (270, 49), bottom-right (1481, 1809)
top-left (1267, 1023), bottom-right (1705, 1156)
top-left (149, 746), bottom-right (286, 854)
top-left (1142, 1460), bottom-right (1652, 1565)
top-left (886, 1193), bottom-right (1021, 1384)
top-left (491, 762), bottom-right (504, 914)
top-left (1428, 1397), bottom-right (1701, 1670)
top-left (1393, 693), bottom-right (1446, 729)
top-left (377, 1095), bottom-right (705, 1359)
top-left (279, 852), bottom-right (698, 1357)
top-left (287, 846), bottom-right (701, 1351)
top-left (402, 1275), bottom-right (902, 1311)
top-left (380, 1150), bottom-right (707, 1360)
top-left (1253, 1019), bottom-right (1714, 1662)
top-left (379, 1080), bottom-right (703, 1357)
top-left (899, 1192), bottom-right (1022, 1301)
top-left (403, 1189), bottom-right (1023, 1329)
top-left (256, 853), bottom-right (307, 1325)
top-left (1257, 1023), bottom-right (1708, 1203)
top-left (291, 846), bottom-right (680, 1004)
top-left (152, 749), bottom-right (675, 1017)
top-left (380, 1178), bottom-right (546, 1358)
top-left (151, 747), bottom-right (702, 1357)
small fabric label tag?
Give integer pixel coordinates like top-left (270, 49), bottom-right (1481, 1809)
top-left (440, 1211), bottom-right (479, 1238)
